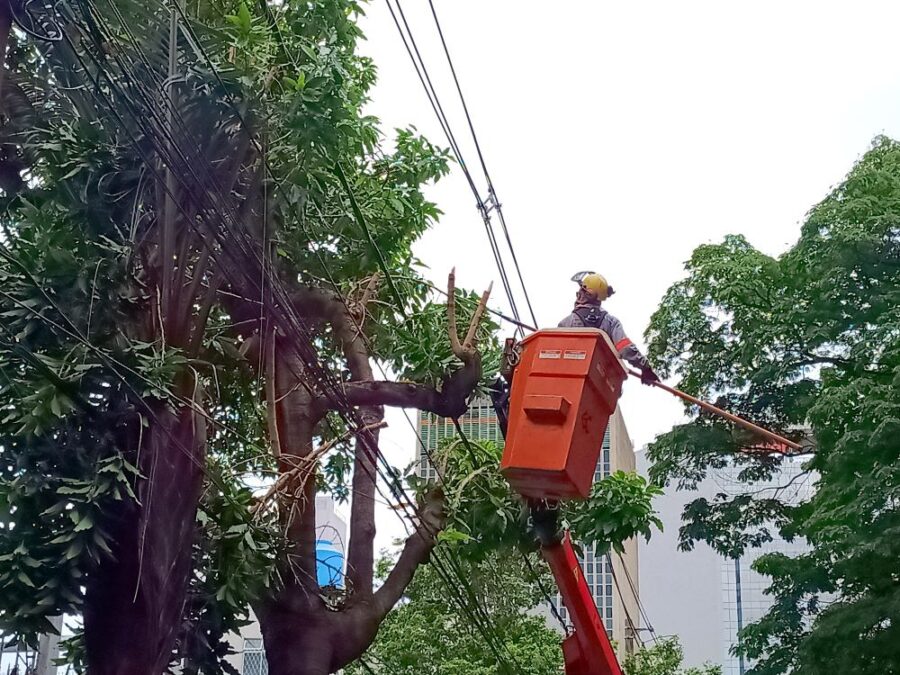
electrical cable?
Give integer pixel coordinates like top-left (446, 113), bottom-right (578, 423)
top-left (605, 552), bottom-right (647, 649)
top-left (520, 549), bottom-right (569, 635)
top-left (615, 550), bottom-right (659, 644)
top-left (382, 0), bottom-right (524, 334)
top-left (424, 0), bottom-right (538, 330)
top-left (19, 4), bottom-right (528, 669)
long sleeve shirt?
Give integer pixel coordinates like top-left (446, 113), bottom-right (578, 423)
top-left (558, 304), bottom-right (651, 371)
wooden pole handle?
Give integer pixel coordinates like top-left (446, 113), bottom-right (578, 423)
top-left (627, 369), bottom-right (803, 452)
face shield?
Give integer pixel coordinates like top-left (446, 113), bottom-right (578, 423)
top-left (570, 271), bottom-right (596, 284)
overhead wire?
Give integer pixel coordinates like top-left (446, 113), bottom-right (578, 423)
top-left (605, 552), bottom-right (648, 649)
top-left (386, 1), bottom-right (659, 656)
top-left (7, 2), bottom-right (526, 668)
top-left (382, 0), bottom-right (525, 335)
top-left (615, 550), bottom-right (659, 644)
top-left (145, 5), bottom-right (527, 668)
top-left (424, 0), bottom-right (538, 331)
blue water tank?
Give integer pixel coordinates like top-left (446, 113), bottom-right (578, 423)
top-left (315, 539), bottom-right (344, 587)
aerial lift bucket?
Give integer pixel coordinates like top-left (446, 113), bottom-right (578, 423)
top-left (500, 328), bottom-right (626, 500)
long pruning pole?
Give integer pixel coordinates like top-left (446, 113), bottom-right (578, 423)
top-left (626, 369), bottom-right (803, 452)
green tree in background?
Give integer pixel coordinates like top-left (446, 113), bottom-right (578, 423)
top-left (623, 638), bottom-right (720, 675)
top-left (644, 136), bottom-right (900, 674)
top-left (346, 551), bottom-right (564, 675)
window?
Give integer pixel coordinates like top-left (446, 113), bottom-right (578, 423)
top-left (243, 638), bottom-right (267, 675)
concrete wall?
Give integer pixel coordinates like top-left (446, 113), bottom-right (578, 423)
top-left (636, 449), bottom-right (722, 667)
top-left (609, 409), bottom-right (641, 657)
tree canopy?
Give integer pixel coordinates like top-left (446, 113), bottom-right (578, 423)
top-left (622, 637), bottom-right (721, 675)
top-left (645, 136), bottom-right (900, 674)
top-left (0, 1), bottom-right (665, 673)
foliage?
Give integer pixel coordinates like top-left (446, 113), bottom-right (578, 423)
top-left (569, 471), bottom-right (664, 555)
top-left (0, 0), bottom-right (495, 670)
top-left (390, 288), bottom-right (502, 393)
top-left (345, 549), bottom-right (563, 675)
top-left (622, 637), bottom-right (721, 675)
top-left (644, 136), bottom-right (900, 674)
top-left (416, 439), bottom-right (664, 561)
top-left (178, 462), bottom-right (282, 672)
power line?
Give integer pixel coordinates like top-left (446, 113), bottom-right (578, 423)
top-left (424, 0), bottom-right (538, 331)
top-left (520, 549), bottom-right (569, 635)
top-left (382, 0), bottom-right (529, 336)
top-left (616, 550), bottom-right (659, 644)
top-left (606, 552), bottom-right (647, 649)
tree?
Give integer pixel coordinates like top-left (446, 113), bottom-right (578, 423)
top-left (346, 438), bottom-right (665, 674)
top-left (345, 550), bottom-right (564, 675)
top-left (622, 637), bottom-right (720, 675)
top-left (0, 1), bottom-right (493, 673)
top-left (644, 136), bottom-right (900, 674)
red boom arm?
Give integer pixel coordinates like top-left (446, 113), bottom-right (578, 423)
top-left (541, 531), bottom-right (623, 675)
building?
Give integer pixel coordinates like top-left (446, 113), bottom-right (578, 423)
top-left (417, 397), bottom-right (641, 659)
top-left (227, 495), bottom-right (348, 675)
top-left (416, 395), bottom-right (504, 480)
top-left (636, 452), bottom-right (816, 674)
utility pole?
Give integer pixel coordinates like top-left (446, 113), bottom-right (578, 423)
top-left (35, 616), bottom-right (63, 675)
top-left (734, 557), bottom-right (746, 675)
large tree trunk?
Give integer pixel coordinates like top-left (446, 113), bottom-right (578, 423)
top-left (254, 491), bottom-right (444, 675)
top-left (256, 594), bottom-right (384, 675)
top-left (83, 402), bottom-right (206, 674)
top-left (251, 277), bottom-right (482, 674)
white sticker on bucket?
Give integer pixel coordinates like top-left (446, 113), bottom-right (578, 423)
top-left (538, 350), bottom-right (562, 359)
top-left (563, 350), bottom-right (587, 360)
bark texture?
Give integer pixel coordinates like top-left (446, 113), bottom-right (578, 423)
top-left (252, 277), bottom-right (486, 674)
top-left (83, 403), bottom-right (206, 673)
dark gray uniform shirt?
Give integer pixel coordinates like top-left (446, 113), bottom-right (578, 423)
top-left (558, 304), bottom-right (650, 371)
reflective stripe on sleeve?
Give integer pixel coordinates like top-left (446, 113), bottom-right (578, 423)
top-left (615, 337), bottom-right (633, 351)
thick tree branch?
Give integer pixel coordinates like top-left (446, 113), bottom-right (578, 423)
top-left (373, 490), bottom-right (445, 616)
top-left (329, 370), bottom-right (481, 420)
top-left (272, 342), bottom-right (319, 588)
top-left (345, 417), bottom-right (380, 595)
top-left (307, 271), bottom-right (490, 421)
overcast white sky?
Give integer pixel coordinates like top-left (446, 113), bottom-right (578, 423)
top-left (343, 1), bottom-right (900, 549)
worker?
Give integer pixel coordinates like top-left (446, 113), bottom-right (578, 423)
top-left (560, 271), bottom-right (659, 384)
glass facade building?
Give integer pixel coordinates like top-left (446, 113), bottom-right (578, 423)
top-left (416, 396), bottom-right (504, 480)
top-left (714, 460), bottom-right (815, 675)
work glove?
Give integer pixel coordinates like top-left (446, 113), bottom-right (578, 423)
top-left (640, 367), bottom-right (660, 385)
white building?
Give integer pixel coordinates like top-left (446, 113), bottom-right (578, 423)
top-left (636, 452), bottom-right (815, 674)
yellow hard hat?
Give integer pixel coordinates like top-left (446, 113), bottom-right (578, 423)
top-left (571, 271), bottom-right (614, 301)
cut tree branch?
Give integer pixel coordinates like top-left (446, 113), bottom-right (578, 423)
top-left (311, 270), bottom-right (492, 421)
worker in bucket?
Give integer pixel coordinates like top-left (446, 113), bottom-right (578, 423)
top-left (560, 271), bottom-right (659, 385)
